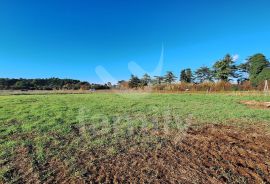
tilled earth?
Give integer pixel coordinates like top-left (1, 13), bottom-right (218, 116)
top-left (3, 124), bottom-right (270, 184)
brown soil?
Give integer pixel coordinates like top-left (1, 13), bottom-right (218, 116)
top-left (241, 100), bottom-right (270, 109)
top-left (5, 124), bottom-right (270, 184)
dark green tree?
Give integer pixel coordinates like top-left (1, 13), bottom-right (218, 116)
top-left (213, 54), bottom-right (237, 81)
top-left (245, 53), bottom-right (269, 85)
top-left (141, 73), bottom-right (151, 86)
top-left (14, 80), bottom-right (30, 90)
top-left (186, 68), bottom-right (193, 83)
top-left (0, 78), bottom-right (100, 90)
top-left (254, 68), bottom-right (270, 84)
top-left (0, 78), bottom-right (7, 90)
top-left (154, 76), bottom-right (164, 85)
top-left (194, 66), bottom-right (213, 83)
top-left (180, 69), bottom-right (187, 82)
top-left (128, 75), bottom-right (141, 88)
top-left (180, 69), bottom-right (193, 83)
top-left (164, 71), bottom-right (177, 84)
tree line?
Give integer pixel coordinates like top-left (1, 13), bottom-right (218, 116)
top-left (0, 53), bottom-right (269, 91)
top-left (125, 53), bottom-right (270, 89)
top-left (0, 78), bottom-right (110, 90)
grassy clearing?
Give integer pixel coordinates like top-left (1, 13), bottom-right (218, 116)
top-left (0, 93), bottom-right (270, 182)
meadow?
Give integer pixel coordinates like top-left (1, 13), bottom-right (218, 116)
top-left (1, 92), bottom-right (270, 183)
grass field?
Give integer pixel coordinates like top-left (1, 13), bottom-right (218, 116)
top-left (1, 92), bottom-right (270, 183)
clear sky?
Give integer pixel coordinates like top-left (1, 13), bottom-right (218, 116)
top-left (1, 0), bottom-right (270, 83)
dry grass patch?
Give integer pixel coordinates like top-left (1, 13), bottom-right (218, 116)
top-left (241, 100), bottom-right (270, 109)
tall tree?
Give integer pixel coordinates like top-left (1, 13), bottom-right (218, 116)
top-left (164, 71), bottom-right (177, 84)
top-left (154, 76), bottom-right (164, 85)
top-left (180, 69), bottom-right (193, 83)
top-left (128, 75), bottom-right (141, 88)
top-left (180, 69), bottom-right (187, 82)
top-left (256, 68), bottom-right (270, 84)
top-left (213, 54), bottom-right (237, 81)
top-left (141, 73), bottom-right (151, 86)
top-left (186, 68), bottom-right (193, 83)
top-left (194, 66), bottom-right (213, 83)
top-left (245, 53), bottom-right (269, 85)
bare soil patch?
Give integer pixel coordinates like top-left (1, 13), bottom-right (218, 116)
top-left (4, 124), bottom-right (270, 183)
top-left (241, 100), bottom-right (270, 109)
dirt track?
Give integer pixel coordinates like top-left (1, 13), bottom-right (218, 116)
top-left (241, 100), bottom-right (270, 109)
top-left (7, 124), bottom-right (270, 183)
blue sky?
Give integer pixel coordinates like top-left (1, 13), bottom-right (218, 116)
top-left (0, 0), bottom-right (270, 83)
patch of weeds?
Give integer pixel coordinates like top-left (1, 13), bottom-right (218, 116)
top-left (0, 165), bottom-right (12, 183)
top-left (106, 146), bottom-right (117, 155)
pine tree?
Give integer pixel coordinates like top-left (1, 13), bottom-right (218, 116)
top-left (213, 54), bottom-right (237, 81)
top-left (164, 71), bottom-right (177, 84)
top-left (128, 75), bottom-right (141, 88)
top-left (180, 69), bottom-right (187, 82)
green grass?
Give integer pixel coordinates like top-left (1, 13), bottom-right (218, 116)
top-left (0, 92), bottom-right (270, 181)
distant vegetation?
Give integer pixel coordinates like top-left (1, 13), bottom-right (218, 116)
top-left (0, 53), bottom-right (269, 92)
top-left (0, 78), bottom-right (110, 90)
top-left (123, 53), bottom-right (270, 91)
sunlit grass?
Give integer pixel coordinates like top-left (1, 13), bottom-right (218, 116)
top-left (0, 93), bottom-right (270, 181)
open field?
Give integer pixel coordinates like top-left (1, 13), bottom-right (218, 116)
top-left (1, 93), bottom-right (270, 183)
